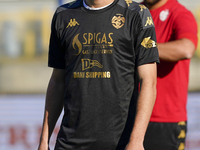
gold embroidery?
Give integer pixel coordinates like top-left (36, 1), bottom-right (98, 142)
top-left (72, 34), bottom-right (82, 55)
top-left (139, 5), bottom-right (147, 11)
top-left (141, 37), bottom-right (156, 49)
top-left (178, 121), bottom-right (186, 126)
top-left (145, 17), bottom-right (154, 26)
top-left (112, 14), bottom-right (125, 29)
top-left (81, 59), bottom-right (103, 71)
top-left (125, 0), bottom-right (132, 7)
top-left (178, 130), bottom-right (186, 139)
top-left (178, 143), bottom-right (185, 150)
top-left (73, 72), bottom-right (111, 79)
top-left (66, 18), bottom-right (79, 28)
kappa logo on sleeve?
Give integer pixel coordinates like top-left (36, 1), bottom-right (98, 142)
top-left (139, 5), bottom-right (147, 11)
top-left (66, 18), bottom-right (79, 28)
top-left (141, 37), bottom-right (157, 49)
top-left (125, 0), bottom-right (132, 7)
top-left (145, 17), bottom-right (154, 26)
top-left (111, 14), bottom-right (125, 29)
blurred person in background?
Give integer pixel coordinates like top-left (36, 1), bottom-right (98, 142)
top-left (142, 0), bottom-right (198, 150)
top-left (38, 0), bottom-right (160, 150)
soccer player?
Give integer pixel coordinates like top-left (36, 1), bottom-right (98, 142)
top-left (38, 0), bottom-right (159, 150)
top-left (142, 0), bottom-right (198, 150)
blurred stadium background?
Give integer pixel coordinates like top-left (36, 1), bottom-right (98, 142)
top-left (0, 0), bottom-right (199, 150)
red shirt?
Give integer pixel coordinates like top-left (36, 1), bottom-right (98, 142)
top-left (148, 0), bottom-right (198, 122)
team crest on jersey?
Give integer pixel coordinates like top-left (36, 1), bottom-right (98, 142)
top-left (125, 0), bottom-right (132, 7)
top-left (81, 59), bottom-right (103, 71)
top-left (111, 14), bottom-right (125, 29)
top-left (141, 37), bottom-right (156, 49)
top-left (159, 9), bottom-right (169, 21)
top-left (66, 18), bottom-right (79, 28)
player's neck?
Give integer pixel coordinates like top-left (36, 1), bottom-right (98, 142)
top-left (85, 0), bottom-right (114, 8)
top-left (144, 0), bottom-right (168, 10)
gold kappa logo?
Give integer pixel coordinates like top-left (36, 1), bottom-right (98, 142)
top-left (141, 37), bottom-right (156, 49)
top-left (178, 121), bottom-right (186, 126)
top-left (178, 130), bottom-right (186, 139)
top-left (112, 14), bottom-right (125, 29)
top-left (81, 59), bottom-right (103, 71)
top-left (139, 5), bottom-right (147, 11)
top-left (145, 17), bottom-right (154, 26)
top-left (66, 18), bottom-right (79, 28)
top-left (125, 0), bottom-right (132, 7)
top-left (178, 143), bottom-right (185, 150)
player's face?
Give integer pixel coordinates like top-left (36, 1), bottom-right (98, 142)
top-left (144, 0), bottom-right (160, 5)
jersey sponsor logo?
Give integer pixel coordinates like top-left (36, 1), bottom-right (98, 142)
top-left (145, 17), bottom-right (154, 26)
top-left (159, 9), bottom-right (169, 21)
top-left (72, 33), bottom-right (113, 79)
top-left (81, 59), bottom-right (103, 71)
top-left (74, 71), bottom-right (111, 78)
top-left (74, 59), bottom-right (110, 79)
top-left (83, 33), bottom-right (113, 46)
top-left (82, 49), bottom-right (113, 55)
top-left (72, 33), bottom-right (114, 55)
top-left (72, 33), bottom-right (82, 55)
top-left (125, 0), bottom-right (132, 7)
top-left (112, 14), bottom-right (125, 29)
top-left (141, 37), bottom-right (157, 49)
top-left (66, 18), bottom-right (79, 28)
top-left (139, 5), bottom-right (147, 11)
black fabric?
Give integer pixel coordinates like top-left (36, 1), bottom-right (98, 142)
top-left (144, 121), bottom-right (187, 150)
top-left (48, 0), bottom-right (159, 149)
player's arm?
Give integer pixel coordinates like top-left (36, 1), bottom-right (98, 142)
top-left (158, 9), bottom-right (197, 62)
top-left (125, 62), bottom-right (157, 150)
top-left (157, 38), bottom-right (196, 61)
top-left (38, 68), bottom-right (65, 150)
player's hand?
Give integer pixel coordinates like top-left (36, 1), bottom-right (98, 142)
top-left (125, 142), bottom-right (144, 150)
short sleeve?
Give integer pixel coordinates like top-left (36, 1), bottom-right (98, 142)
top-left (135, 7), bottom-right (160, 66)
top-left (174, 9), bottom-right (198, 48)
top-left (48, 12), bottom-right (65, 69)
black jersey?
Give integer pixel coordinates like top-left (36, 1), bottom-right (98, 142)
top-left (48, 0), bottom-right (159, 149)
